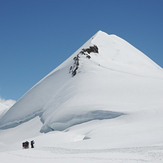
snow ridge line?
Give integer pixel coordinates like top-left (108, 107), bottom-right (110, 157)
top-left (0, 110), bottom-right (43, 130)
top-left (5, 151), bottom-right (149, 162)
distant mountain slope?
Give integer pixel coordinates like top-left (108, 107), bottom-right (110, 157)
top-left (0, 31), bottom-right (163, 133)
top-left (0, 99), bottom-right (15, 119)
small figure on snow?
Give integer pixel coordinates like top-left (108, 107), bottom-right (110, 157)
top-left (22, 141), bottom-right (29, 149)
top-left (31, 140), bottom-right (35, 148)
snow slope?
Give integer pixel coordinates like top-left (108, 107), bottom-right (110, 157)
top-left (0, 31), bottom-right (163, 163)
top-left (0, 31), bottom-right (162, 132)
top-left (1, 116), bottom-right (163, 163)
top-left (0, 30), bottom-right (163, 141)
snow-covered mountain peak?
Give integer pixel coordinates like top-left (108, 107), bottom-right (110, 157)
top-left (101, 31), bottom-right (159, 66)
top-left (0, 31), bottom-right (163, 134)
top-left (68, 30), bottom-right (163, 78)
top-left (1, 31), bottom-right (163, 162)
top-left (47, 30), bottom-right (162, 79)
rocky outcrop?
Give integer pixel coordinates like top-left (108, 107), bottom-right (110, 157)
top-left (69, 45), bottom-right (98, 76)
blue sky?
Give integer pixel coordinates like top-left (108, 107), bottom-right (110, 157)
top-left (0, 0), bottom-right (163, 101)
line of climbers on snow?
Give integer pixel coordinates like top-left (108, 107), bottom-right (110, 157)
top-left (22, 140), bottom-right (35, 149)
top-left (69, 45), bottom-right (99, 77)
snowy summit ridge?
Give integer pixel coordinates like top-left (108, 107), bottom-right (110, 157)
top-left (0, 31), bottom-right (163, 134)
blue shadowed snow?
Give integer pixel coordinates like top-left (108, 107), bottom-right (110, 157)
top-left (40, 110), bottom-right (124, 132)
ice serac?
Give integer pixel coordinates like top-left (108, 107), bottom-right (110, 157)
top-left (0, 31), bottom-right (163, 133)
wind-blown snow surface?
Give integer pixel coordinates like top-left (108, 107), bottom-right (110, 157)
top-left (0, 31), bottom-right (163, 162)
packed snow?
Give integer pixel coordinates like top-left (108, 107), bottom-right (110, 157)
top-left (0, 31), bottom-right (163, 163)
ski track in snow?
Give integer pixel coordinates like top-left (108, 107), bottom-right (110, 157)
top-left (2, 145), bottom-right (163, 163)
top-left (88, 57), bottom-right (163, 80)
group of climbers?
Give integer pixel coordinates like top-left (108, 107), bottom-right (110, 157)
top-left (22, 140), bottom-right (35, 149)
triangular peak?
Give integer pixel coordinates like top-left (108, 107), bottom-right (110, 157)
top-left (91, 30), bottom-right (109, 40)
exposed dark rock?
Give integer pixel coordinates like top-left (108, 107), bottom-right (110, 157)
top-left (86, 55), bottom-right (91, 59)
top-left (69, 45), bottom-right (99, 77)
top-left (82, 45), bottom-right (99, 54)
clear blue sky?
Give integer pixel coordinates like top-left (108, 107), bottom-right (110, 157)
top-left (0, 0), bottom-right (163, 101)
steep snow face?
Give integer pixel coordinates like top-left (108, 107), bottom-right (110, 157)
top-left (91, 31), bottom-right (162, 77)
top-left (0, 31), bottom-right (163, 133)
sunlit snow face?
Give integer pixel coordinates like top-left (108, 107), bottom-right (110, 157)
top-left (0, 31), bottom-right (163, 138)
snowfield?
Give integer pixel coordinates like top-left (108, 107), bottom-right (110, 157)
top-left (0, 31), bottom-right (163, 162)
